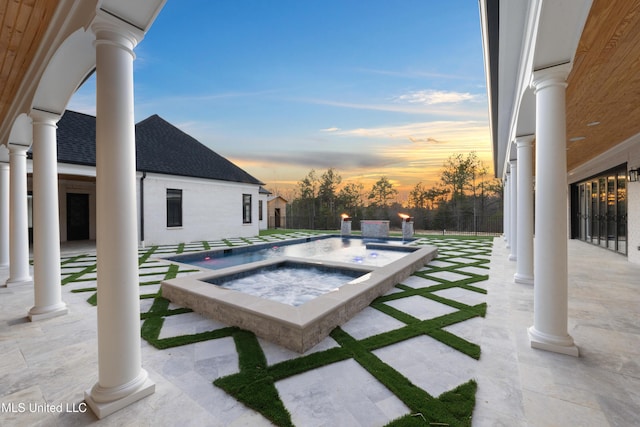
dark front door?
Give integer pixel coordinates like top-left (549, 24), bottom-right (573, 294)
top-left (67, 193), bottom-right (90, 240)
top-left (274, 208), bottom-right (281, 228)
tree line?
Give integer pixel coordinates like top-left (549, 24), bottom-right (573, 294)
top-left (278, 152), bottom-right (504, 233)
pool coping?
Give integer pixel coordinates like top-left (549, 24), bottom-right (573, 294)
top-left (161, 244), bottom-right (437, 353)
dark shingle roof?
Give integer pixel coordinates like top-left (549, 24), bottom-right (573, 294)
top-left (259, 186), bottom-right (272, 195)
top-left (56, 110), bottom-right (97, 165)
top-left (55, 110), bottom-right (264, 185)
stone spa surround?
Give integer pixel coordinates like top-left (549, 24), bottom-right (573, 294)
top-left (161, 244), bottom-right (437, 353)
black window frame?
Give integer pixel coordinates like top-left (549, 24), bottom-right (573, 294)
top-left (243, 194), bottom-right (252, 224)
top-left (167, 188), bottom-right (183, 227)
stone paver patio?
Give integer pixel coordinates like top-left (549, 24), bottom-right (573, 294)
top-left (2, 233), bottom-right (639, 426)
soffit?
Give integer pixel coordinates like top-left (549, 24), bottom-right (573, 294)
top-left (566, 0), bottom-right (640, 171)
top-left (0, 0), bottom-right (60, 133)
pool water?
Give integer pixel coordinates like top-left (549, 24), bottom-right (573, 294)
top-left (173, 237), bottom-right (410, 270)
top-left (209, 263), bottom-right (363, 306)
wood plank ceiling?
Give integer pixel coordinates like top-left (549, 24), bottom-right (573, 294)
top-left (0, 0), bottom-right (58, 132)
top-left (566, 0), bottom-right (640, 171)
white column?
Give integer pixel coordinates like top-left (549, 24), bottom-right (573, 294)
top-left (509, 159), bottom-right (518, 261)
top-left (504, 173), bottom-right (510, 245)
top-left (0, 159), bottom-right (9, 267)
top-left (528, 63), bottom-right (578, 356)
top-left (4, 142), bottom-right (32, 286)
top-left (84, 13), bottom-right (154, 419)
top-left (28, 110), bottom-right (68, 320)
top-left (514, 135), bottom-right (534, 284)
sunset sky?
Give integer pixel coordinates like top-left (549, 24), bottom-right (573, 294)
top-left (68, 0), bottom-right (492, 201)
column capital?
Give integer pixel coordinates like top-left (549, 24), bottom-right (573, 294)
top-left (515, 134), bottom-right (535, 148)
top-left (7, 142), bottom-right (31, 154)
top-left (531, 63), bottom-right (572, 92)
top-left (30, 109), bottom-right (60, 127)
top-left (91, 9), bottom-right (144, 57)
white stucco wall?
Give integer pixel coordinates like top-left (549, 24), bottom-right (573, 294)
top-left (138, 173), bottom-right (261, 246)
top-left (258, 192), bottom-right (269, 230)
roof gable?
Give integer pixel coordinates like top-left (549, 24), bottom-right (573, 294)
top-left (55, 110), bottom-right (263, 186)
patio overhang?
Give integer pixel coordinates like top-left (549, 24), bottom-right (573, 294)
top-left (0, 0), bottom-right (168, 420)
top-left (480, 0), bottom-right (640, 180)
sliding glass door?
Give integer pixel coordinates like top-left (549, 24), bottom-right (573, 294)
top-left (573, 165), bottom-right (627, 255)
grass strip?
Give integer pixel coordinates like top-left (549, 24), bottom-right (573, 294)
top-left (70, 287), bottom-right (96, 293)
top-left (143, 322), bottom-right (237, 349)
top-left (61, 264), bottom-right (96, 285)
top-left (138, 246), bottom-right (158, 265)
top-left (364, 305), bottom-right (485, 359)
top-left (331, 327), bottom-right (476, 426)
top-left (61, 254), bottom-right (90, 265)
top-left (215, 330), bottom-right (294, 427)
top-left (87, 293), bottom-right (97, 306)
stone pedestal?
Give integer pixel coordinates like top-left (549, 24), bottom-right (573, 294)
top-left (340, 218), bottom-right (352, 236)
top-left (402, 220), bottom-right (414, 240)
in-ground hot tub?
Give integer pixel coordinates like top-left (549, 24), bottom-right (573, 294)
top-left (161, 241), bottom-right (437, 352)
top-left (207, 261), bottom-right (366, 306)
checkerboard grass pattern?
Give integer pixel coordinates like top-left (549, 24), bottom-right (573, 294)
top-left (60, 233), bottom-right (492, 426)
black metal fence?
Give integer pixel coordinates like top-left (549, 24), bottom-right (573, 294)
top-left (269, 214), bottom-right (503, 236)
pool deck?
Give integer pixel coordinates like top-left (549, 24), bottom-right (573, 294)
top-left (1, 236), bottom-right (639, 426)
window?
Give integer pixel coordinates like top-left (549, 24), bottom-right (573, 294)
top-left (259, 200), bottom-right (263, 221)
top-left (167, 189), bottom-right (182, 227)
top-left (243, 194), bottom-right (252, 224)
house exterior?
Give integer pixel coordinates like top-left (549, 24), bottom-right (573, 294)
top-left (258, 187), bottom-right (271, 231)
top-left (30, 110), bottom-right (264, 246)
top-left (267, 195), bottom-right (288, 228)
top-left (479, 0), bottom-right (640, 356)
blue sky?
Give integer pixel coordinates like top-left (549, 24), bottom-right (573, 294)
top-left (69, 0), bottom-right (491, 199)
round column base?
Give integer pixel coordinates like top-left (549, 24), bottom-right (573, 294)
top-left (3, 276), bottom-right (33, 287)
top-left (85, 369), bottom-right (155, 419)
top-left (528, 326), bottom-right (579, 357)
top-left (28, 302), bottom-right (68, 321)
top-left (514, 273), bottom-right (533, 285)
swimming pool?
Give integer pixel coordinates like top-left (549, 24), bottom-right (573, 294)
top-left (167, 236), bottom-right (414, 270)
